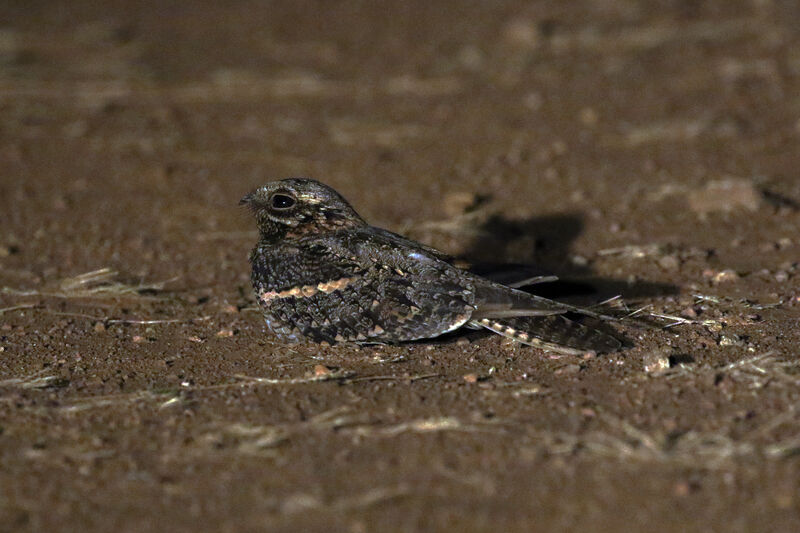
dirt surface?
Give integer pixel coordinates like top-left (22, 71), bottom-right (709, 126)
top-left (2, 1), bottom-right (800, 531)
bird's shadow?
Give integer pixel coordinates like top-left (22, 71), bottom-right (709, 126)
top-left (461, 212), bottom-right (678, 303)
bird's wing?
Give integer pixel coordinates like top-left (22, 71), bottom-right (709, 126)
top-left (372, 230), bottom-right (560, 288)
top-left (326, 227), bottom-right (597, 321)
top-left (470, 279), bottom-right (569, 318)
top-left (367, 227), bottom-right (457, 263)
top-left (266, 229), bottom-right (476, 344)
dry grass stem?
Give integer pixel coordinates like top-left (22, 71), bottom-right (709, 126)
top-left (330, 485), bottom-right (411, 511)
top-left (349, 416), bottom-right (502, 438)
top-left (596, 244), bottom-right (664, 258)
top-left (661, 351), bottom-right (800, 390)
top-left (54, 370), bottom-right (436, 413)
top-left (207, 407), bottom-right (371, 452)
top-left (720, 352), bottom-right (800, 388)
top-left (42, 310), bottom-right (212, 325)
top-left (578, 427), bottom-right (755, 469)
top-left (344, 373), bottom-right (440, 384)
top-left (279, 485), bottom-right (410, 514)
top-left (765, 437), bottom-right (800, 458)
top-left (107, 316), bottom-right (212, 325)
top-left (0, 303), bottom-right (38, 315)
top-left (234, 369), bottom-right (356, 385)
top-left (0, 75), bottom-right (463, 103)
top-left (647, 312), bottom-right (697, 328)
top-left (2, 268), bottom-right (171, 299)
top-left (59, 391), bottom-right (180, 412)
top-left (0, 371), bottom-right (60, 389)
top-left (551, 18), bottom-right (770, 53)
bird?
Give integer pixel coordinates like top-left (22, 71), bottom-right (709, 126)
top-left (241, 178), bottom-right (622, 355)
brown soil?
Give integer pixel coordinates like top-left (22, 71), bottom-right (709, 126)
top-left (2, 1), bottom-right (800, 531)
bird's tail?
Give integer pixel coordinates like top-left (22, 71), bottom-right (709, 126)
top-left (470, 314), bottom-right (622, 355)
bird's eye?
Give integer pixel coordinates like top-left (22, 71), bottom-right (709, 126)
top-left (270, 193), bottom-right (296, 210)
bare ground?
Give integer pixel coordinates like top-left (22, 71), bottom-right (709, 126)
top-left (1, 1), bottom-right (800, 531)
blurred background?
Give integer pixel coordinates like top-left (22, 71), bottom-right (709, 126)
top-left (3, 0), bottom-right (798, 283)
top-left (2, 1), bottom-right (800, 531)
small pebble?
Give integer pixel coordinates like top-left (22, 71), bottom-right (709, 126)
top-left (579, 107), bottom-right (599, 126)
top-left (442, 191), bottom-right (478, 218)
top-left (216, 329), bottom-right (234, 337)
top-left (571, 255), bottom-right (588, 267)
top-left (551, 140), bottom-right (567, 155)
top-left (674, 481), bottom-right (691, 497)
top-left (703, 320), bottom-right (724, 333)
top-left (523, 92), bottom-right (543, 111)
top-left (132, 335), bottom-right (145, 343)
top-left (93, 322), bottom-right (106, 332)
top-left (719, 334), bottom-right (745, 347)
top-left (313, 365), bottom-right (332, 377)
top-left (712, 269), bottom-right (739, 283)
top-left (774, 492), bottom-right (794, 509)
top-left (463, 373), bottom-right (478, 383)
top-left (658, 255), bottom-right (680, 271)
top-left (543, 166), bottom-right (559, 180)
top-left (457, 45), bottom-right (483, 70)
top-left (643, 350), bottom-right (670, 374)
top-left (502, 18), bottom-right (540, 50)
top-left (554, 364), bottom-right (581, 376)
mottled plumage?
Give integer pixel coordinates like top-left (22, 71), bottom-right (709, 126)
top-left (242, 178), bottom-right (621, 354)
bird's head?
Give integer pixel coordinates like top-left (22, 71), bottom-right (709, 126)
top-left (240, 178), bottom-right (366, 242)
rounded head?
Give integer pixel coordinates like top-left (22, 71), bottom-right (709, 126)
top-left (241, 178), bottom-right (365, 240)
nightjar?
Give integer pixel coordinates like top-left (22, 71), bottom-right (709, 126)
top-left (241, 178), bottom-right (621, 355)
